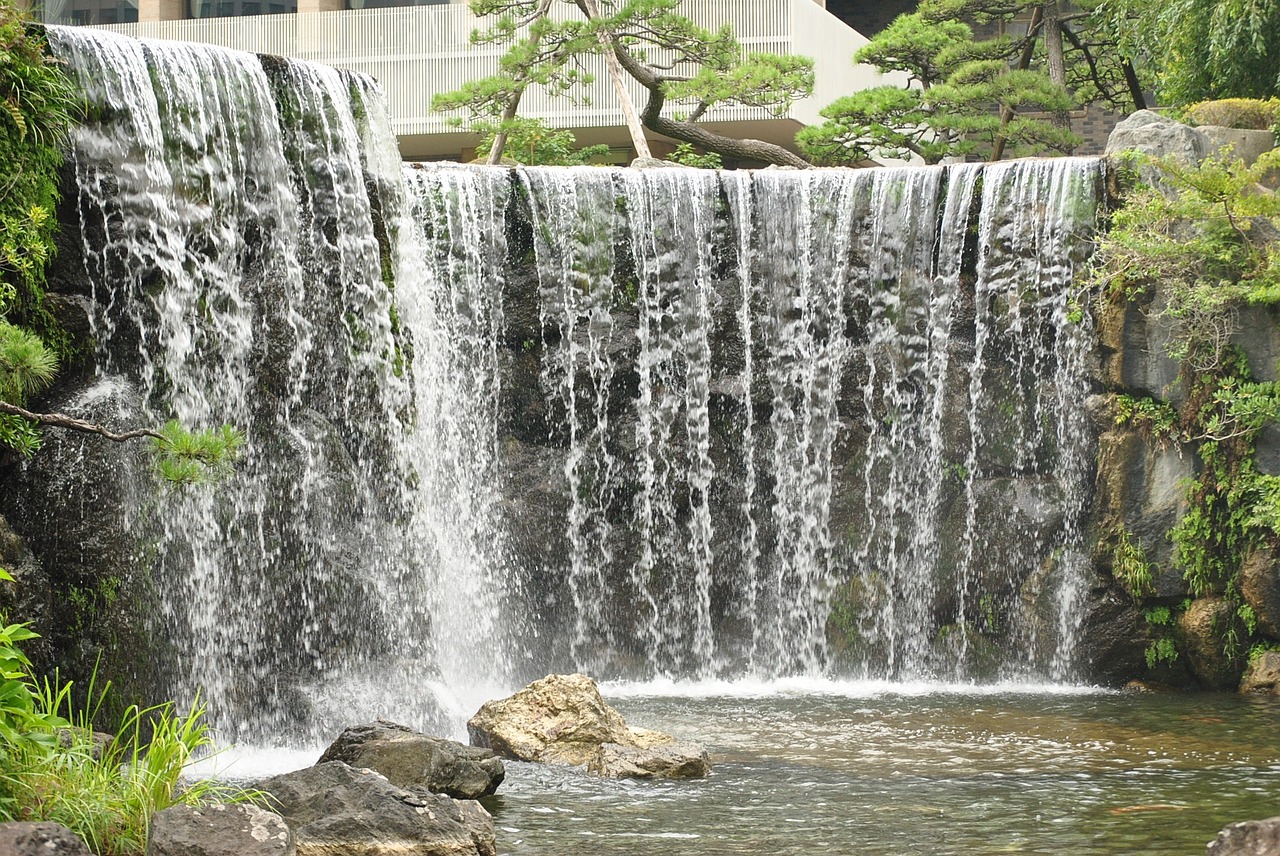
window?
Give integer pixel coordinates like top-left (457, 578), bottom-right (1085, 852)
top-left (189, 0), bottom-right (296, 18)
top-left (39, 0), bottom-right (138, 25)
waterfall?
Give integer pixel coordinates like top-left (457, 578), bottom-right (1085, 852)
top-left (38, 25), bottom-right (1105, 744)
top-left (47, 27), bottom-right (511, 740)
top-left (520, 160), bottom-right (1103, 683)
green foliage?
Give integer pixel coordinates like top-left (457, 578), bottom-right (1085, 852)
top-left (1, 0), bottom-right (80, 352)
top-left (1113, 394), bottom-right (1178, 443)
top-left (1141, 605), bottom-right (1179, 669)
top-left (665, 143), bottom-right (721, 169)
top-left (1103, 0), bottom-right (1280, 105)
top-left (1145, 636), bottom-right (1179, 669)
top-left (471, 116), bottom-right (609, 165)
top-left (0, 685), bottom-right (256, 855)
top-left (0, 569), bottom-right (256, 853)
top-left (799, 9), bottom-right (1079, 165)
top-left (151, 421), bottom-right (244, 486)
top-left (0, 319), bottom-right (56, 404)
top-left (434, 0), bottom-right (813, 162)
top-left (1090, 151), bottom-right (1280, 371)
top-left (1249, 640), bottom-right (1280, 662)
top-left (1184, 98), bottom-right (1280, 131)
top-left (1112, 526), bottom-right (1154, 599)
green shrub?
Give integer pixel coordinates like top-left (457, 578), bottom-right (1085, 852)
top-left (1184, 98), bottom-right (1280, 130)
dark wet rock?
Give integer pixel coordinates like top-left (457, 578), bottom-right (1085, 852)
top-left (468, 673), bottom-right (710, 779)
top-left (1096, 292), bottom-right (1184, 405)
top-left (1077, 592), bottom-right (1176, 687)
top-left (1239, 651), bottom-right (1280, 695)
top-left (1091, 428), bottom-right (1191, 598)
top-left (1206, 816), bottom-right (1280, 855)
top-left (259, 761), bottom-right (495, 856)
top-left (318, 720), bottom-right (504, 799)
top-left (0, 823), bottom-right (93, 856)
top-left (1241, 544), bottom-right (1280, 639)
top-left (1179, 597), bottom-right (1247, 689)
top-left (147, 804), bottom-right (294, 856)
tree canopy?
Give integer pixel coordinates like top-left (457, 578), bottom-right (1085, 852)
top-left (433, 0), bottom-right (815, 167)
top-left (1100, 0), bottom-right (1280, 105)
top-left (798, 3), bottom-right (1083, 165)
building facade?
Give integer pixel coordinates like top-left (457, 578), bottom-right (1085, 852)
top-left (34, 0), bottom-right (891, 161)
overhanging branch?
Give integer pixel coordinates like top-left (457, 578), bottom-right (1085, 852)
top-left (0, 400), bottom-right (164, 443)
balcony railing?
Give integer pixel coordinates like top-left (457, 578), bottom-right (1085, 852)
top-left (101, 0), bottom-right (883, 139)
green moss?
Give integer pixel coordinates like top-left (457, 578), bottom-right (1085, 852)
top-left (1093, 153), bottom-right (1280, 666)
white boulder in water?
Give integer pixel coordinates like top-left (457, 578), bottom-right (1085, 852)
top-left (467, 673), bottom-right (710, 779)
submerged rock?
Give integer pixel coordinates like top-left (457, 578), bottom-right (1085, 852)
top-left (318, 720), bottom-right (504, 799)
top-left (147, 804), bottom-right (294, 856)
top-left (259, 761), bottom-right (495, 856)
top-left (586, 739), bottom-right (711, 779)
top-left (468, 673), bottom-right (710, 779)
top-left (1206, 816), bottom-right (1280, 855)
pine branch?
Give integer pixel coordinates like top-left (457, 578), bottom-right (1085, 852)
top-left (0, 400), bottom-right (164, 443)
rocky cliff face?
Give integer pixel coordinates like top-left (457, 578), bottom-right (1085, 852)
top-left (1077, 110), bottom-right (1280, 690)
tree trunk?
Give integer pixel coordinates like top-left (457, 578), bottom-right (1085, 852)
top-left (486, 0), bottom-right (553, 165)
top-left (1123, 60), bottom-right (1148, 111)
top-left (577, 0), bottom-right (651, 159)
top-left (991, 6), bottom-right (1043, 162)
top-left (1042, 2), bottom-right (1072, 131)
top-left (603, 28), bottom-right (813, 168)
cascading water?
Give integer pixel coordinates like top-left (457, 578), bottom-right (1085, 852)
top-left (519, 159), bottom-right (1103, 684)
top-left (46, 27), bottom-right (511, 740)
top-left (35, 26), bottom-right (1105, 746)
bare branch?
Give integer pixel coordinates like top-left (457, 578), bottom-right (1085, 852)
top-left (0, 400), bottom-right (164, 443)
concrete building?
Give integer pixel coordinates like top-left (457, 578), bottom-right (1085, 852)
top-left (34, 0), bottom-right (894, 161)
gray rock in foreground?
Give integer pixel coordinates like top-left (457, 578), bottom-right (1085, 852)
top-left (147, 804), bottom-right (294, 856)
top-left (1207, 816), bottom-right (1280, 855)
top-left (259, 761), bottom-right (496, 856)
top-left (0, 823), bottom-right (93, 856)
top-left (469, 673), bottom-right (710, 779)
top-left (318, 720), bottom-right (504, 799)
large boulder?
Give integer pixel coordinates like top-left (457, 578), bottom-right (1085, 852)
top-left (1106, 110), bottom-right (1211, 175)
top-left (147, 804), bottom-right (294, 856)
top-left (1241, 544), bottom-right (1280, 639)
top-left (318, 720), bottom-right (504, 799)
top-left (1207, 817), bottom-right (1280, 855)
top-left (1240, 651), bottom-right (1280, 695)
top-left (468, 674), bottom-right (710, 778)
top-left (259, 762), bottom-right (495, 856)
top-left (0, 823), bottom-right (93, 856)
top-left (1179, 597), bottom-right (1247, 689)
top-left (1198, 126), bottom-right (1279, 170)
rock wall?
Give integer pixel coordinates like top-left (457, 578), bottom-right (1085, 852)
top-left (1077, 110), bottom-right (1280, 690)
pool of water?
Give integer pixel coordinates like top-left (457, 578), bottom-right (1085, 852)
top-left (483, 680), bottom-right (1280, 855)
top-left (203, 679), bottom-right (1280, 855)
